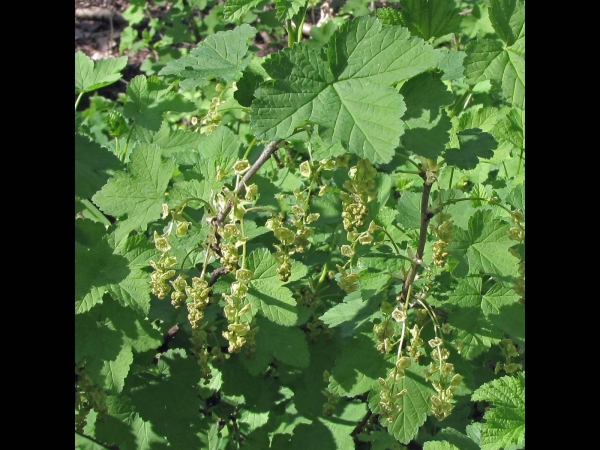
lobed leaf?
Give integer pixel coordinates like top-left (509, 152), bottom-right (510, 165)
top-left (252, 16), bottom-right (443, 164)
top-left (398, 0), bottom-right (462, 41)
top-left (122, 75), bottom-right (196, 131)
top-left (471, 372), bottom-right (525, 450)
top-left (159, 24), bottom-right (257, 90)
top-left (75, 51), bottom-right (128, 94)
top-left (92, 144), bottom-right (175, 239)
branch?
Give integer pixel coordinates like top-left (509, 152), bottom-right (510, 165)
top-left (75, 431), bottom-right (118, 450)
top-left (399, 177), bottom-right (434, 303)
top-left (214, 140), bottom-right (281, 226)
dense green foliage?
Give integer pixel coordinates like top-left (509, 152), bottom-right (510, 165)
top-left (75, 0), bottom-right (525, 448)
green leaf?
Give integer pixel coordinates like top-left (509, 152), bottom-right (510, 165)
top-left (89, 343), bottom-right (133, 393)
top-left (463, 29), bottom-right (524, 109)
top-left (457, 107), bottom-right (501, 133)
top-left (328, 333), bottom-right (393, 396)
top-left (123, 75), bottom-right (196, 131)
top-left (75, 315), bottom-right (123, 364)
top-left (75, 134), bottom-right (123, 199)
top-left (396, 191), bottom-right (422, 229)
top-left (377, 7), bottom-right (405, 26)
top-left (252, 16), bottom-right (442, 164)
top-left (75, 432), bottom-right (107, 450)
top-left (488, 0), bottom-right (525, 47)
top-left (97, 295), bottom-right (163, 353)
top-left (133, 121), bottom-right (203, 165)
top-left (75, 51), bottom-right (128, 94)
top-left (505, 183), bottom-right (524, 212)
top-left (247, 279), bottom-right (301, 326)
top-left (445, 276), bottom-right (504, 359)
top-left (223, 0), bottom-right (263, 22)
top-left (200, 124), bottom-right (244, 159)
top-left (274, 0), bottom-right (306, 21)
top-left (444, 128), bottom-right (498, 170)
top-left (75, 238), bottom-right (129, 314)
top-left (448, 209), bottom-right (519, 278)
top-left (399, 72), bottom-right (453, 159)
top-left (240, 316), bottom-right (309, 375)
top-left (234, 58), bottom-right (268, 107)
top-left (311, 139), bottom-right (347, 162)
top-left (471, 372), bottom-right (525, 450)
top-left (95, 396), bottom-right (169, 449)
top-left (126, 348), bottom-right (209, 448)
top-left (167, 179), bottom-right (220, 211)
top-left (246, 248), bottom-right (307, 283)
top-left (319, 288), bottom-right (382, 337)
top-left (92, 143), bottom-right (175, 239)
top-left (423, 441), bottom-right (461, 450)
top-left (493, 108), bottom-right (524, 151)
top-left (159, 24), bottom-right (257, 90)
top-left (437, 48), bottom-right (466, 80)
top-left (369, 364), bottom-right (436, 444)
top-left (105, 269), bottom-right (151, 315)
top-left (398, 0), bottom-right (462, 41)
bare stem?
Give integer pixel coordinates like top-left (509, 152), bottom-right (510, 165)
top-left (399, 180), bottom-right (433, 303)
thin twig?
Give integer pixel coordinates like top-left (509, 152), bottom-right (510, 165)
top-left (214, 140), bottom-right (282, 226)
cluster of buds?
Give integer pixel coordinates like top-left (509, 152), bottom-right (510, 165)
top-left (222, 268), bottom-right (257, 354)
top-left (189, 325), bottom-right (213, 382)
top-left (162, 204), bottom-right (190, 238)
top-left (217, 223), bottom-right (246, 272)
top-left (494, 338), bottom-right (523, 375)
top-left (425, 337), bottom-right (462, 420)
top-left (339, 159), bottom-right (377, 233)
top-left (431, 212), bottom-right (454, 267)
top-left (149, 233), bottom-right (177, 299)
top-left (406, 324), bottom-right (424, 362)
top-left (377, 374), bottom-right (408, 423)
top-left (336, 263), bottom-right (360, 294)
top-left (75, 365), bottom-right (107, 432)
top-left (289, 187), bottom-right (321, 253)
top-left (321, 390), bottom-right (341, 417)
top-left (195, 84), bottom-right (229, 135)
top-left (374, 321), bottom-right (395, 354)
top-left (169, 274), bottom-right (188, 308)
top-left (508, 209), bottom-right (525, 241)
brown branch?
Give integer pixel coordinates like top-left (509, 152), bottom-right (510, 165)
top-left (399, 176), bottom-right (434, 303)
top-left (214, 140), bottom-right (282, 227)
top-left (350, 409), bottom-right (373, 437)
top-left (210, 266), bottom-right (230, 286)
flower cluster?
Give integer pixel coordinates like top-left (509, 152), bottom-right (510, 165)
top-left (178, 274), bottom-right (218, 380)
top-left (508, 209), bottom-right (525, 241)
top-left (494, 338), bottom-right (523, 375)
top-left (195, 83), bottom-right (229, 135)
top-left (406, 324), bottom-right (425, 362)
top-left (336, 159), bottom-right (379, 293)
top-left (340, 159), bottom-right (377, 233)
top-left (431, 212), bottom-right (454, 267)
top-left (377, 373), bottom-right (408, 423)
top-left (374, 321), bottom-right (395, 354)
top-left (222, 268), bottom-right (257, 355)
top-left (149, 232), bottom-right (178, 299)
top-left (75, 364), bottom-right (107, 432)
top-left (424, 337), bottom-right (462, 420)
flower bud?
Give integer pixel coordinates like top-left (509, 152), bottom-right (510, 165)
top-left (235, 268), bottom-right (254, 284)
top-left (299, 161), bottom-right (311, 178)
top-left (153, 231), bottom-right (172, 253)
